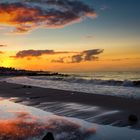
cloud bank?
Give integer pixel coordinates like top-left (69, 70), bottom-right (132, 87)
top-left (11, 49), bottom-right (70, 58)
top-left (0, 0), bottom-right (96, 33)
top-left (12, 49), bottom-right (104, 63)
top-left (53, 49), bottom-right (104, 63)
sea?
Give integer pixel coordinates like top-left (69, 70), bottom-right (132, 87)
top-left (3, 71), bottom-right (140, 99)
top-left (1, 72), bottom-right (140, 140)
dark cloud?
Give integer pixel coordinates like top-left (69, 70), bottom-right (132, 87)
top-left (0, 0), bottom-right (96, 33)
top-left (12, 50), bottom-right (54, 58)
top-left (71, 54), bottom-right (83, 63)
top-left (0, 51), bottom-right (4, 54)
top-left (53, 49), bottom-right (104, 63)
top-left (69, 49), bottom-right (103, 63)
top-left (11, 49), bottom-right (103, 63)
top-left (11, 49), bottom-right (70, 58)
top-left (82, 49), bottom-right (103, 61)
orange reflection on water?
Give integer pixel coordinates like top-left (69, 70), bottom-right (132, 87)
top-left (0, 112), bottom-right (45, 140)
top-left (0, 100), bottom-right (96, 140)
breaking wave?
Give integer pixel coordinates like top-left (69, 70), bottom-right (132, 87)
top-left (3, 76), bottom-right (140, 99)
top-left (31, 76), bottom-right (140, 87)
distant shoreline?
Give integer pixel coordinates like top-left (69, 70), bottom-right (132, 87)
top-left (0, 67), bottom-right (68, 77)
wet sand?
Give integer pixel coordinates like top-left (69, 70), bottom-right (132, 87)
top-left (0, 81), bottom-right (140, 129)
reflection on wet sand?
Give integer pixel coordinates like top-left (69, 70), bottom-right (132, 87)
top-left (0, 113), bottom-right (44, 140)
top-left (1, 100), bottom-right (140, 140)
top-left (0, 100), bottom-right (95, 140)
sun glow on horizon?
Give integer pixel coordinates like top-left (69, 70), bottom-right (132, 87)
top-left (1, 58), bottom-right (13, 68)
top-left (0, 0), bottom-right (139, 72)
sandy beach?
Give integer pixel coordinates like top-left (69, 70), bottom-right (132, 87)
top-left (1, 81), bottom-right (140, 130)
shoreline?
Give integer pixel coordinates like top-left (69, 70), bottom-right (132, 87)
top-left (1, 81), bottom-right (140, 128)
top-left (1, 81), bottom-right (140, 111)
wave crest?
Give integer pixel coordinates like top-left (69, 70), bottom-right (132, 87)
top-left (31, 76), bottom-right (140, 87)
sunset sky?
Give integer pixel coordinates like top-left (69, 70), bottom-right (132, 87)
top-left (0, 0), bottom-right (140, 72)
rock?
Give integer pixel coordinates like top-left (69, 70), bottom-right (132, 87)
top-left (22, 85), bottom-right (32, 88)
top-left (28, 85), bottom-right (32, 88)
top-left (128, 114), bottom-right (138, 124)
top-left (133, 81), bottom-right (140, 86)
top-left (42, 132), bottom-right (55, 140)
top-left (23, 85), bottom-right (27, 88)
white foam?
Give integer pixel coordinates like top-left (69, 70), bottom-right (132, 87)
top-left (3, 76), bottom-right (140, 99)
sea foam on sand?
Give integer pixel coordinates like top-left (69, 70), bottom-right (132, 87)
top-left (0, 100), bottom-right (95, 140)
top-left (0, 100), bottom-right (140, 140)
top-left (4, 76), bottom-right (140, 99)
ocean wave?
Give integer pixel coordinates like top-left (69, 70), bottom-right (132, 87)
top-left (3, 77), bottom-right (140, 99)
top-left (31, 76), bottom-right (140, 87)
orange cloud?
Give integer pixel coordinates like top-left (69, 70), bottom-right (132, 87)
top-left (0, 0), bottom-right (96, 33)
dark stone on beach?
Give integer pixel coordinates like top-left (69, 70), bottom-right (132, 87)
top-left (22, 85), bottom-right (32, 88)
top-left (27, 85), bottom-right (32, 88)
top-left (29, 96), bottom-right (41, 99)
top-left (42, 132), bottom-right (55, 140)
top-left (128, 114), bottom-right (138, 124)
top-left (23, 85), bottom-right (26, 88)
top-left (133, 81), bottom-right (140, 86)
